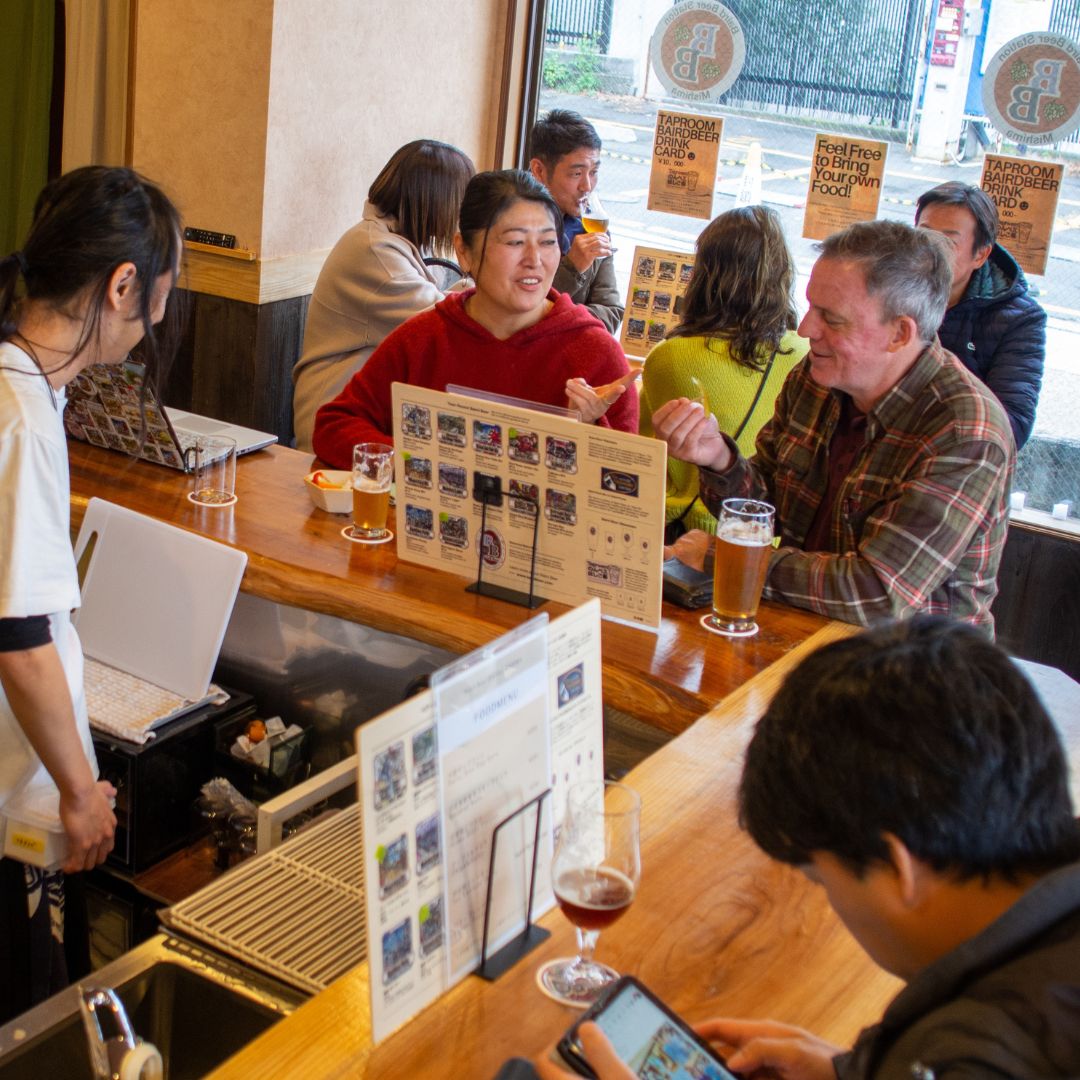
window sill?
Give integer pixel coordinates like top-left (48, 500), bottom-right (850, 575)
top-left (1009, 507), bottom-right (1080, 540)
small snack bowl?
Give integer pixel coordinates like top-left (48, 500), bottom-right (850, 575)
top-left (304, 470), bottom-right (353, 513)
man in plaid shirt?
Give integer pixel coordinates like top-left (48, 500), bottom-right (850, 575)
top-left (654, 220), bottom-right (1014, 631)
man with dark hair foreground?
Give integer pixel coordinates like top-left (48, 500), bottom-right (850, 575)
top-left (915, 181), bottom-right (1046, 450)
top-left (534, 618), bottom-right (1080, 1080)
top-left (654, 221), bottom-right (1014, 632)
top-left (528, 110), bottom-right (624, 333)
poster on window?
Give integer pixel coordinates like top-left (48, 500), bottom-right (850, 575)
top-left (802, 133), bottom-right (888, 241)
top-left (647, 110), bottom-right (722, 220)
top-left (980, 153), bottom-right (1062, 275)
top-left (618, 246), bottom-right (696, 359)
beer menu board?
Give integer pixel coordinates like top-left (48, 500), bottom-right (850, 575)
top-left (618, 245), bottom-right (696, 359)
top-left (980, 154), bottom-right (1062, 276)
top-left (802, 133), bottom-right (888, 241)
top-left (647, 109), bottom-right (723, 220)
top-left (391, 384), bottom-right (666, 630)
top-left (358, 601), bottom-right (604, 1043)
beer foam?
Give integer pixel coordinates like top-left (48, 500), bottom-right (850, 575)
top-left (718, 523), bottom-right (772, 546)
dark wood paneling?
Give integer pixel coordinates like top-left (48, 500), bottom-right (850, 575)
top-left (165, 288), bottom-right (310, 446)
top-left (993, 522), bottom-right (1080, 680)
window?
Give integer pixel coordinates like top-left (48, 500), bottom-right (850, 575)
top-left (529, 0), bottom-right (1080, 526)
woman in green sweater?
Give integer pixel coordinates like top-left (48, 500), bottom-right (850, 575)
top-left (640, 206), bottom-right (807, 536)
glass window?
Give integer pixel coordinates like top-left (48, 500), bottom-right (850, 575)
top-left (529, 0), bottom-right (1080, 525)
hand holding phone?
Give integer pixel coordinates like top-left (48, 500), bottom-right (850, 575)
top-left (556, 976), bottom-right (739, 1080)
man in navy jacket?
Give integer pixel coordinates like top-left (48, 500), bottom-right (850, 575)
top-left (916, 181), bottom-right (1046, 449)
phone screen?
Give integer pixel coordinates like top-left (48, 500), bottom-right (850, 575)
top-left (584, 982), bottom-right (738, 1080)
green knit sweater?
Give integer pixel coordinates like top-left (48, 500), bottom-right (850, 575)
top-left (639, 331), bottom-right (808, 533)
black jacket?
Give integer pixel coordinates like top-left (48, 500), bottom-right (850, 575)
top-left (937, 244), bottom-right (1045, 450)
top-left (836, 860), bottom-right (1080, 1079)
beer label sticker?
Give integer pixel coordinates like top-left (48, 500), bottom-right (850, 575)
top-left (802, 133), bottom-right (888, 241)
top-left (647, 110), bottom-right (723, 220)
top-left (649, 1), bottom-right (746, 104)
top-left (982, 32), bottom-right (1080, 146)
top-left (980, 153), bottom-right (1063, 276)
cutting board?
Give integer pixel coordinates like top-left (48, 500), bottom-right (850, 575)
top-left (72, 498), bottom-right (248, 700)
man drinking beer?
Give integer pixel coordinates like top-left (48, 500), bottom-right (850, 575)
top-left (654, 221), bottom-right (1014, 633)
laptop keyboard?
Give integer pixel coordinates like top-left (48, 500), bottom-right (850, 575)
top-left (84, 657), bottom-right (218, 744)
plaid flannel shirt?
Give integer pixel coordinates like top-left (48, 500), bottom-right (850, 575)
top-left (699, 341), bottom-right (1015, 631)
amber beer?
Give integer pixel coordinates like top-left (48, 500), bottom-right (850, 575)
top-left (707, 499), bottom-right (775, 637)
top-left (348, 442), bottom-right (393, 541)
top-left (581, 214), bottom-right (610, 234)
top-left (351, 479), bottom-right (390, 536)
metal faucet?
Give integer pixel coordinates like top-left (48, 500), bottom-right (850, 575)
top-left (78, 988), bottom-right (163, 1080)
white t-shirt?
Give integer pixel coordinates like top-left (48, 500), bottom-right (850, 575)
top-left (0, 341), bottom-right (95, 806)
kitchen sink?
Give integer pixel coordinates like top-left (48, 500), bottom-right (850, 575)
top-left (0, 934), bottom-right (304, 1080)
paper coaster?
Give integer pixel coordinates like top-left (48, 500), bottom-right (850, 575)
top-left (341, 527), bottom-right (394, 545)
top-left (535, 959), bottom-right (618, 1009)
top-left (187, 492), bottom-right (237, 508)
top-left (699, 613), bottom-right (758, 638)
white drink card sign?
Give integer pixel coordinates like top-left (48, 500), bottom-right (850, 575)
top-left (391, 383), bottom-right (666, 630)
top-left (357, 600), bottom-right (604, 1043)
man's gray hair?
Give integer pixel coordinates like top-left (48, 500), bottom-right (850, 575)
top-left (817, 220), bottom-right (952, 342)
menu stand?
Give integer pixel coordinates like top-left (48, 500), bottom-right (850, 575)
top-left (476, 789), bottom-right (552, 981)
top-left (466, 472), bottom-right (546, 609)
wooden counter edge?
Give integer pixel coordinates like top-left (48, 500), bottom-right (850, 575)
top-left (204, 620), bottom-right (861, 1080)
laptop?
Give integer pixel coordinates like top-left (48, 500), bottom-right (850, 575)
top-left (64, 359), bottom-right (277, 469)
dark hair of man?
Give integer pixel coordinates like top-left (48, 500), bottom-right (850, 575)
top-left (1, 165), bottom-right (183, 392)
top-left (528, 109), bottom-right (601, 171)
top-left (369, 139), bottom-right (475, 259)
top-left (739, 617), bottom-right (1080, 882)
top-left (915, 180), bottom-right (999, 253)
top-left (668, 206), bottom-right (799, 371)
top-left (816, 220), bottom-right (952, 342)
top-left (458, 169), bottom-right (562, 279)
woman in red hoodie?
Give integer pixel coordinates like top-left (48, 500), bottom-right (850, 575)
top-left (311, 169), bottom-right (638, 467)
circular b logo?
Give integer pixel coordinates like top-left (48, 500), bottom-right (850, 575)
top-left (476, 527), bottom-right (505, 570)
top-left (649, 1), bottom-right (746, 104)
top-left (983, 32), bottom-right (1080, 146)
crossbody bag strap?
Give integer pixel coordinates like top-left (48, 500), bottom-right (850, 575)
top-left (731, 348), bottom-right (779, 444)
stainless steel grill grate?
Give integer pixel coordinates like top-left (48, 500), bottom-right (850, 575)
top-left (164, 805), bottom-right (365, 995)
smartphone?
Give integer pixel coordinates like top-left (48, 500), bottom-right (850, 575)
top-left (556, 975), bottom-right (739, 1080)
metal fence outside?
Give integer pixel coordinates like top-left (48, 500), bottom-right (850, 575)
top-left (545, 0), bottom-right (614, 53)
top-left (722, 0), bottom-right (925, 128)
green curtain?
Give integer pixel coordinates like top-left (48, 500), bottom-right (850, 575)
top-left (0, 0), bottom-right (55, 255)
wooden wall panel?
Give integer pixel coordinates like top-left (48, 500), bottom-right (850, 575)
top-left (993, 523), bottom-right (1080, 680)
top-left (164, 288), bottom-right (309, 446)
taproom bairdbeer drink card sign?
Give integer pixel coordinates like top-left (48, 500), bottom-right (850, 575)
top-left (979, 154), bottom-right (1062, 276)
top-left (390, 384), bottom-right (666, 630)
top-left (647, 109), bottom-right (723, 220)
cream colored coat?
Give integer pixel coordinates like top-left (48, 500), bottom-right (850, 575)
top-left (292, 202), bottom-right (442, 450)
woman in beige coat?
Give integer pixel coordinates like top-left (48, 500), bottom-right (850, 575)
top-left (292, 140), bottom-right (473, 450)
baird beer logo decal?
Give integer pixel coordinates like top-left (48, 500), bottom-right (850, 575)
top-left (649, 1), bottom-right (746, 104)
top-left (983, 32), bottom-right (1080, 146)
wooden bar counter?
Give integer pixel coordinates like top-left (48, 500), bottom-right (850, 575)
top-left (206, 619), bottom-right (904, 1080)
top-left (68, 440), bottom-right (835, 735)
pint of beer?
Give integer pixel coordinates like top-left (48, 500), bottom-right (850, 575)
top-left (705, 499), bottom-right (775, 637)
top-left (347, 442), bottom-right (393, 541)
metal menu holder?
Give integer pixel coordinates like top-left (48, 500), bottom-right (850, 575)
top-left (357, 601), bottom-right (605, 1044)
top-left (431, 615), bottom-right (552, 984)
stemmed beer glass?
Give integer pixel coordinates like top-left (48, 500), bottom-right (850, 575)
top-left (344, 442), bottom-right (393, 543)
top-left (539, 780), bottom-right (641, 1007)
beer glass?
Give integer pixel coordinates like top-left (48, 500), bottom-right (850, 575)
top-left (581, 191), bottom-right (610, 235)
top-left (187, 435), bottom-right (237, 507)
top-left (538, 780), bottom-right (641, 1008)
top-left (704, 498), bottom-right (775, 637)
top-left (345, 442), bottom-right (393, 542)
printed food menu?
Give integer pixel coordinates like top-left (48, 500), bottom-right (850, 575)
top-left (358, 601), bottom-right (605, 1044)
top-left (391, 384), bottom-right (666, 630)
top-left (618, 246), bottom-right (696, 359)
